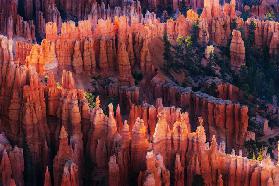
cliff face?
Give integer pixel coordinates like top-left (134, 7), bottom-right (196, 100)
top-left (0, 1), bottom-right (27, 39)
top-left (0, 43), bottom-right (253, 184)
top-left (0, 0), bottom-right (278, 185)
top-left (4, 0), bottom-right (275, 82)
top-left (18, 4), bottom-right (275, 78)
top-left (1, 0), bottom-right (278, 50)
top-left (144, 74), bottom-right (249, 152)
top-left (250, 0), bottom-right (279, 18)
top-left (0, 57), bottom-right (278, 186)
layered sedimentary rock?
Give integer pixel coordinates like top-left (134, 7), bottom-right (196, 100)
top-left (72, 41), bottom-right (83, 74)
top-left (53, 126), bottom-right (74, 186)
top-left (0, 0), bottom-right (277, 51)
top-left (0, 6), bottom-right (36, 41)
top-left (0, 58), bottom-right (277, 186)
top-left (0, 134), bottom-right (24, 186)
top-left (143, 0), bottom-right (204, 12)
top-left (41, 39), bottom-right (58, 72)
top-left (117, 41), bottom-right (134, 86)
top-left (250, 0), bottom-right (279, 18)
top-left (17, 0), bottom-right (274, 80)
top-left (146, 75), bottom-right (249, 151)
top-left (60, 161), bottom-right (79, 186)
top-left (0, 1), bottom-right (278, 186)
top-left (96, 106), bottom-right (278, 186)
top-left (174, 154), bottom-right (184, 186)
top-left (224, 0), bottom-right (236, 17)
top-left (25, 41), bottom-right (58, 75)
top-left (211, 17), bottom-right (231, 46)
top-left (45, 22), bottom-right (58, 41)
top-left (249, 19), bottom-right (279, 50)
top-left (0, 36), bottom-right (12, 63)
top-left (108, 155), bottom-right (120, 186)
top-left (44, 167), bottom-right (51, 186)
top-left (230, 30), bottom-right (245, 71)
top-left (83, 38), bottom-right (96, 74)
top-left (22, 71), bottom-right (50, 185)
top-left (204, 79), bottom-right (244, 102)
top-left (99, 37), bottom-right (110, 74)
top-left (201, 0), bottom-right (221, 18)
top-left (175, 15), bottom-right (193, 38)
top-left (138, 151), bottom-right (170, 186)
top-left (131, 118), bottom-right (149, 177)
top-left (269, 31), bottom-right (279, 56)
top-left (15, 41), bottom-right (33, 65)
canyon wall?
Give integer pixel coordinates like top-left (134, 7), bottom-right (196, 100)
top-left (1, 0), bottom-right (278, 57)
top-left (0, 59), bottom-right (277, 185)
top-left (11, 6), bottom-right (278, 82)
top-left (0, 0), bottom-right (278, 186)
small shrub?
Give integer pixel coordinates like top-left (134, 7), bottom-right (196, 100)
top-left (85, 92), bottom-right (96, 109)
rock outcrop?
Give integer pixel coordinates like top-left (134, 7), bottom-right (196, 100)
top-left (117, 41), bottom-right (134, 86)
top-left (72, 41), bottom-right (83, 74)
top-left (0, 1), bottom-right (278, 186)
top-left (0, 61), bottom-right (277, 186)
top-left (53, 126), bottom-right (73, 186)
top-left (146, 75), bottom-right (249, 151)
top-left (230, 30), bottom-right (245, 71)
top-left (138, 151), bottom-right (170, 186)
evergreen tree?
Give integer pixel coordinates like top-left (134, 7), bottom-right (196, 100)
top-left (180, 0), bottom-right (187, 15)
top-left (197, 8), bottom-right (203, 16)
top-left (246, 21), bottom-right (256, 48)
top-left (190, 22), bottom-right (199, 46)
top-left (241, 11), bottom-right (250, 21)
top-left (173, 36), bottom-right (202, 75)
top-left (156, 4), bottom-right (164, 18)
top-left (192, 175), bottom-right (205, 186)
top-left (163, 30), bottom-right (173, 70)
top-left (230, 19), bottom-right (237, 30)
top-left (206, 52), bottom-right (219, 76)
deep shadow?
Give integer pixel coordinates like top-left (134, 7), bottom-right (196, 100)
top-left (192, 174), bottom-right (205, 186)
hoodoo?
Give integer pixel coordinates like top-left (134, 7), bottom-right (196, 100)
top-left (0, 0), bottom-right (278, 185)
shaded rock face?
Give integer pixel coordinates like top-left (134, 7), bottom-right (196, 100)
top-left (138, 151), bottom-right (170, 186)
top-left (0, 38), bottom-right (267, 186)
top-left (9, 0), bottom-right (276, 81)
top-left (0, 53), bottom-right (278, 186)
top-left (0, 0), bottom-right (278, 186)
top-left (249, 0), bottom-right (279, 18)
top-left (15, 41), bottom-right (33, 65)
top-left (0, 0), bottom-right (278, 47)
top-left (145, 75), bottom-right (249, 152)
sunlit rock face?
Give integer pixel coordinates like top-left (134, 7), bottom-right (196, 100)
top-left (0, 59), bottom-right (278, 185)
top-left (230, 29), bottom-right (245, 71)
top-left (0, 0), bottom-right (278, 185)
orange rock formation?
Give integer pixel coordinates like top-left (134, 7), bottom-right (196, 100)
top-left (0, 1), bottom-right (278, 186)
top-left (230, 29), bottom-right (246, 71)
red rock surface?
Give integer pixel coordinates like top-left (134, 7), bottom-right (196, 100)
top-left (146, 75), bottom-right (249, 151)
top-left (15, 41), bottom-right (33, 65)
top-left (0, 63), bottom-right (277, 185)
top-left (0, 0), bottom-right (278, 186)
top-left (230, 30), bottom-right (246, 71)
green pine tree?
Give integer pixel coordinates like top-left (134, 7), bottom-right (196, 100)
top-left (190, 22), bottom-right (199, 46)
top-left (163, 30), bottom-right (173, 70)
